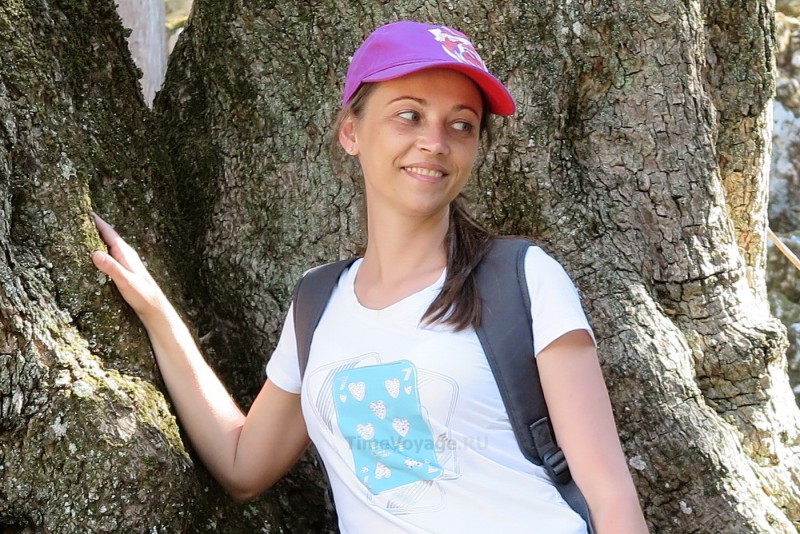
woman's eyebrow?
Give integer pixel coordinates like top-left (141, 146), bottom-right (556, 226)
top-left (387, 95), bottom-right (426, 106)
top-left (386, 96), bottom-right (481, 117)
top-left (454, 104), bottom-right (481, 118)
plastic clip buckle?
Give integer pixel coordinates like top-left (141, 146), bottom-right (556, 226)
top-left (530, 417), bottom-right (572, 485)
top-left (542, 448), bottom-right (571, 485)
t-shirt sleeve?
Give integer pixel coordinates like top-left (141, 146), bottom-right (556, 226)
top-left (525, 246), bottom-right (596, 356)
top-left (265, 303), bottom-right (303, 394)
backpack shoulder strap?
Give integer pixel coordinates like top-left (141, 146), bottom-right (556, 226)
top-left (292, 258), bottom-right (358, 379)
top-left (474, 238), bottom-right (593, 532)
top-left (474, 238), bottom-right (548, 466)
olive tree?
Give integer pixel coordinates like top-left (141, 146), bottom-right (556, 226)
top-left (1, 0), bottom-right (797, 532)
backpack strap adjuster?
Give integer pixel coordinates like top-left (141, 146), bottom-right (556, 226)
top-left (530, 417), bottom-right (571, 485)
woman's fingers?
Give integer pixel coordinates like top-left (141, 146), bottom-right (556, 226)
top-left (93, 247), bottom-right (163, 316)
top-left (91, 212), bottom-right (146, 274)
top-left (92, 212), bottom-right (120, 246)
top-left (92, 249), bottom-right (133, 287)
top-left (90, 213), bottom-right (164, 317)
top-left (92, 249), bottom-right (148, 308)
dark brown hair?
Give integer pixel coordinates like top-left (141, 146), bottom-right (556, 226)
top-left (333, 81), bottom-right (495, 331)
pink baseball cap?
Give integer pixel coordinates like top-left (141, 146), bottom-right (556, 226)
top-left (342, 21), bottom-right (516, 116)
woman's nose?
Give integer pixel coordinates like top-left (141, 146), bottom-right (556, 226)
top-left (417, 123), bottom-right (450, 155)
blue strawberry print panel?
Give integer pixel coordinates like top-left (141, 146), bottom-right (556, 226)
top-left (332, 360), bottom-right (443, 494)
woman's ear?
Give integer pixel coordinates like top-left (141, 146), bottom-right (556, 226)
top-left (338, 115), bottom-right (359, 156)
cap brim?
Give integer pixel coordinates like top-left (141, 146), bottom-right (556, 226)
top-left (361, 61), bottom-right (516, 116)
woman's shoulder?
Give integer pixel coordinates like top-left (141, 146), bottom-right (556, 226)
top-left (518, 242), bottom-right (564, 268)
top-left (483, 237), bottom-right (571, 282)
top-left (514, 243), bottom-right (578, 289)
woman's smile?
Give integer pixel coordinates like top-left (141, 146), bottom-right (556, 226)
top-left (402, 163), bottom-right (448, 182)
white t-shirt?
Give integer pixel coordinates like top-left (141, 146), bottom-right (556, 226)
top-left (267, 246), bottom-right (592, 533)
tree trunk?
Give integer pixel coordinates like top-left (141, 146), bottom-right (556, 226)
top-left (0, 1), bottom-right (319, 531)
top-left (1, 0), bottom-right (798, 532)
top-left (0, 1), bottom-right (194, 531)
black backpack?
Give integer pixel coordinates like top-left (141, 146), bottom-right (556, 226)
top-left (292, 238), bottom-right (593, 532)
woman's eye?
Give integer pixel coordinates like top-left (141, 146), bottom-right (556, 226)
top-left (453, 121), bottom-right (474, 132)
top-left (398, 111), bottom-right (420, 121)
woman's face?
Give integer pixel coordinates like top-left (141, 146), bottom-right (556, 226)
top-left (340, 69), bottom-right (483, 221)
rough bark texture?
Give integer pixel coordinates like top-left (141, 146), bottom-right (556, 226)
top-left (0, 1), bottom-right (303, 531)
top-left (1, 0), bottom-right (798, 532)
top-left (0, 1), bottom-right (194, 531)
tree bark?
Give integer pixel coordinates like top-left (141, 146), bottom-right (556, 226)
top-left (0, 1), bottom-right (195, 531)
top-left (0, 1), bottom-right (312, 531)
top-left (1, 0), bottom-right (798, 532)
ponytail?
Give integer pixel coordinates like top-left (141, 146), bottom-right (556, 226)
top-left (421, 195), bottom-right (493, 331)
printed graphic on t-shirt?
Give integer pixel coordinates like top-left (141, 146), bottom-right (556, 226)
top-left (332, 361), bottom-right (442, 494)
top-left (306, 353), bottom-right (460, 514)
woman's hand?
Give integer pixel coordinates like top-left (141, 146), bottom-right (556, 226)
top-left (91, 212), bottom-right (168, 321)
top-left (89, 212), bottom-right (308, 498)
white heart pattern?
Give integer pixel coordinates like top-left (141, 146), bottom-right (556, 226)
top-left (404, 386), bottom-right (413, 395)
top-left (392, 417), bottom-right (410, 437)
top-left (404, 458), bottom-right (423, 469)
top-left (369, 400), bottom-right (387, 420)
top-left (385, 378), bottom-right (400, 398)
top-left (356, 423), bottom-right (375, 440)
top-left (348, 381), bottom-right (366, 401)
top-left (375, 462), bottom-right (392, 480)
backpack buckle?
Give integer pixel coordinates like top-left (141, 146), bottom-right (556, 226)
top-left (541, 448), bottom-right (571, 485)
top-left (530, 417), bottom-right (572, 485)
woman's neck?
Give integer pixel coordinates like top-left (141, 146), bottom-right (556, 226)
top-left (354, 208), bottom-right (449, 309)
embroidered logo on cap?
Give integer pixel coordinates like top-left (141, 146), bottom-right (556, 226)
top-left (428, 27), bottom-right (488, 72)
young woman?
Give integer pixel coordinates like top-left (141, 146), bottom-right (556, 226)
top-left (92, 21), bottom-right (647, 533)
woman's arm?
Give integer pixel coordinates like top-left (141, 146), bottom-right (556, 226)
top-left (91, 214), bottom-right (309, 500)
top-left (537, 330), bottom-right (648, 533)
